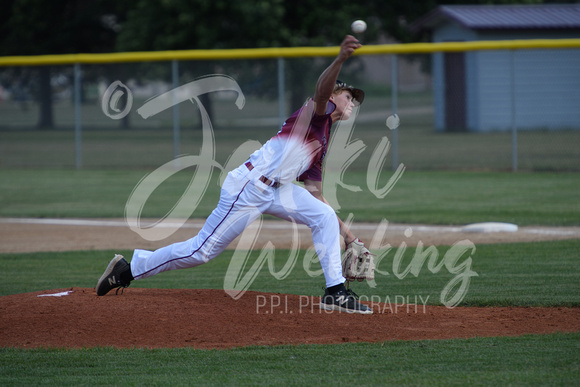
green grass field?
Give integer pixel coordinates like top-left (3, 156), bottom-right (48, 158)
top-left (1, 169), bottom-right (579, 225)
top-left (1, 239), bottom-right (579, 304)
top-left (1, 89), bottom-right (580, 171)
top-left (2, 333), bottom-right (578, 385)
top-left (1, 239), bottom-right (579, 385)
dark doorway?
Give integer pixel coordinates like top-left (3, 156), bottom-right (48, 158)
top-left (444, 52), bottom-right (467, 131)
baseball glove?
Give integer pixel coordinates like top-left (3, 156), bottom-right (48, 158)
top-left (342, 238), bottom-right (375, 282)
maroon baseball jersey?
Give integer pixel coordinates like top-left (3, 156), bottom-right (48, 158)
top-left (247, 99), bottom-right (336, 184)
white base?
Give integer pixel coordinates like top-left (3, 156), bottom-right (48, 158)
top-left (461, 222), bottom-right (518, 233)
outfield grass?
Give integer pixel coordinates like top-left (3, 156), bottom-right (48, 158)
top-left (1, 88), bottom-right (579, 171)
top-left (1, 124), bottom-right (579, 171)
top-left (1, 169), bottom-right (579, 225)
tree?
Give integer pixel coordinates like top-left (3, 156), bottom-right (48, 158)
top-left (114, 0), bottom-right (374, 119)
top-left (114, 0), bottom-right (290, 126)
top-left (0, 0), bottom-right (126, 129)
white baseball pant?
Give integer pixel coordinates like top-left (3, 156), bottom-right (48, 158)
top-left (130, 163), bottom-right (346, 288)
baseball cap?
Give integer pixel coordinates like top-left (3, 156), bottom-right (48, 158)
top-left (335, 79), bottom-right (365, 105)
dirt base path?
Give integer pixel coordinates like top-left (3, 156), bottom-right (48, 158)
top-left (1, 218), bottom-right (580, 253)
top-left (1, 288), bottom-right (578, 349)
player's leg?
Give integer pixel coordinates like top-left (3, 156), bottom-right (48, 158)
top-left (264, 183), bottom-right (372, 314)
top-left (96, 166), bottom-right (271, 295)
top-left (264, 183), bottom-right (345, 288)
top-left (130, 194), bottom-right (260, 280)
top-left (130, 173), bottom-right (272, 280)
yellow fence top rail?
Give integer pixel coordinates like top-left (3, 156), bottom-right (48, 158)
top-left (1, 38), bottom-right (580, 66)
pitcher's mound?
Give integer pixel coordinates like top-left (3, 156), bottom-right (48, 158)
top-left (1, 288), bottom-right (578, 349)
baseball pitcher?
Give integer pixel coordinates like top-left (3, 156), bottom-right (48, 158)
top-left (96, 35), bottom-right (375, 314)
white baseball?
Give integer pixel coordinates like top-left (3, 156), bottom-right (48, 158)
top-left (351, 20), bottom-right (367, 34)
top-left (386, 114), bottom-right (400, 130)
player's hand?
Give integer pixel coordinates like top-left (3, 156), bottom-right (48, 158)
top-left (338, 35), bottom-right (362, 62)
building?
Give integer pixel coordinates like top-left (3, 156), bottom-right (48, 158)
top-left (411, 4), bottom-right (580, 132)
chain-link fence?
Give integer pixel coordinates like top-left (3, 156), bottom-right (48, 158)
top-left (1, 42), bottom-right (579, 171)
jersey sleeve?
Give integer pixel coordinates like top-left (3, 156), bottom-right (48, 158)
top-left (297, 164), bottom-right (322, 182)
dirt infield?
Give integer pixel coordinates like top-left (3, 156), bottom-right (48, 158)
top-left (1, 218), bottom-right (579, 349)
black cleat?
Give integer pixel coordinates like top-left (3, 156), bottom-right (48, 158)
top-left (95, 254), bottom-right (132, 296)
top-left (320, 286), bottom-right (373, 314)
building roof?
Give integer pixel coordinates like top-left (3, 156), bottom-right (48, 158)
top-left (411, 4), bottom-right (580, 32)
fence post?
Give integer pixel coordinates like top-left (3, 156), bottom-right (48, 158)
top-left (172, 60), bottom-right (181, 161)
top-left (277, 57), bottom-right (286, 129)
top-left (391, 54), bottom-right (399, 171)
top-left (510, 50), bottom-right (518, 172)
top-left (74, 63), bottom-right (82, 169)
